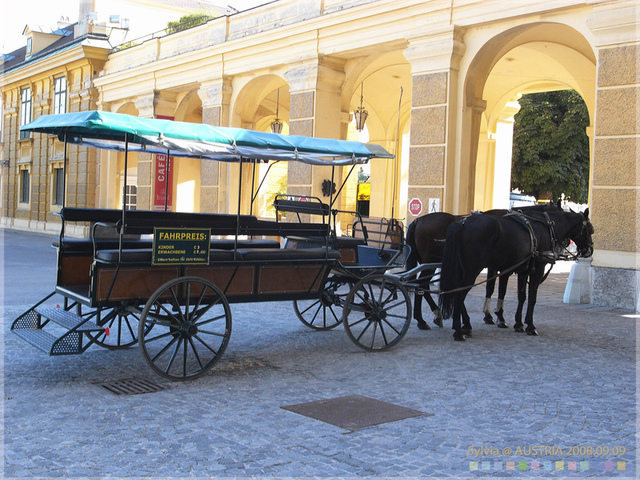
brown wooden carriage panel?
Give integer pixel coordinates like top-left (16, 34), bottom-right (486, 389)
top-left (93, 266), bottom-right (180, 302)
top-left (338, 247), bottom-right (357, 265)
top-left (58, 254), bottom-right (93, 286)
top-left (257, 263), bottom-right (329, 295)
top-left (184, 265), bottom-right (255, 296)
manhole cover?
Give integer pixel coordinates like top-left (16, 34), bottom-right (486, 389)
top-left (99, 378), bottom-right (165, 396)
top-left (281, 394), bottom-right (431, 431)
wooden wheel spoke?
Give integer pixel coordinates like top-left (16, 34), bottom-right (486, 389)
top-left (188, 337), bottom-right (205, 371)
top-left (193, 334), bottom-right (220, 356)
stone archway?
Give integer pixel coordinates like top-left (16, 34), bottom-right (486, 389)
top-left (461, 22), bottom-right (596, 213)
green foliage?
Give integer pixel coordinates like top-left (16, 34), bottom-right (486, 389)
top-left (165, 13), bottom-right (214, 35)
top-left (511, 90), bottom-right (590, 203)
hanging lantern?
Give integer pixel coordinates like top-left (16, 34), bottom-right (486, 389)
top-left (271, 88), bottom-right (283, 134)
top-left (354, 83), bottom-right (368, 132)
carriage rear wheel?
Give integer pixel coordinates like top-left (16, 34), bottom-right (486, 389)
top-left (89, 304), bottom-right (146, 350)
top-left (139, 277), bottom-right (232, 381)
top-left (342, 274), bottom-right (411, 351)
top-left (293, 275), bottom-right (352, 330)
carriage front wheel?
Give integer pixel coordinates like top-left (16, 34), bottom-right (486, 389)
top-left (293, 275), bottom-right (352, 330)
top-left (139, 276), bottom-right (232, 381)
top-left (342, 274), bottom-right (411, 351)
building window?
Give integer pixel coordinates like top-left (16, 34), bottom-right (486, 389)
top-left (20, 87), bottom-right (32, 140)
top-left (53, 167), bottom-right (65, 205)
top-left (125, 185), bottom-right (137, 210)
top-left (20, 169), bottom-right (30, 203)
top-left (26, 37), bottom-right (32, 56)
top-left (53, 77), bottom-right (67, 115)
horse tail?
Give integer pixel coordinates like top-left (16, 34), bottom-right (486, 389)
top-left (439, 221), bottom-right (464, 319)
top-left (404, 220), bottom-right (419, 271)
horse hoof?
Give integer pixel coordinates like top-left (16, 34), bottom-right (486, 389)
top-left (497, 322), bottom-right (508, 329)
top-left (433, 317), bottom-right (443, 328)
top-left (526, 329), bottom-right (538, 336)
top-left (453, 333), bottom-right (466, 342)
top-left (462, 328), bottom-right (472, 337)
top-left (483, 314), bottom-right (495, 325)
top-left (417, 321), bottom-right (431, 331)
top-left (514, 326), bottom-right (525, 333)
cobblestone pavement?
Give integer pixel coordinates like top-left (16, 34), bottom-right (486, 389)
top-left (1, 230), bottom-right (637, 478)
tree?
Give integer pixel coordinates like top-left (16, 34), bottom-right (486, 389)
top-left (511, 90), bottom-right (590, 203)
top-left (165, 12), bottom-right (215, 35)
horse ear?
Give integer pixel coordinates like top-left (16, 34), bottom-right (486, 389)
top-left (556, 199), bottom-right (562, 210)
top-left (584, 208), bottom-right (589, 219)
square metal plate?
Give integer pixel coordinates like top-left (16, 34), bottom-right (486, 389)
top-left (281, 394), bottom-right (431, 431)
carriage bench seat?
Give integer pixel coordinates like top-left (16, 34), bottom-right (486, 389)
top-left (54, 237), bottom-right (280, 254)
top-left (53, 238), bottom-right (151, 253)
top-left (236, 247), bottom-right (340, 261)
top-left (94, 246), bottom-right (339, 263)
top-left (94, 248), bottom-right (238, 264)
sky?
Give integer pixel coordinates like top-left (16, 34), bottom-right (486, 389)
top-left (0, 0), bottom-right (270, 54)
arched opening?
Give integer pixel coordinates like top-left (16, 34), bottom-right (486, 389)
top-left (233, 75), bottom-right (290, 217)
top-left (462, 23), bottom-right (596, 213)
top-left (341, 49), bottom-right (412, 225)
top-left (172, 90), bottom-right (203, 212)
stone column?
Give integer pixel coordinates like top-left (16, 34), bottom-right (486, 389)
top-left (587, 1), bottom-right (640, 310)
top-left (284, 56), bottom-right (345, 216)
top-left (198, 78), bottom-right (232, 213)
top-left (403, 26), bottom-right (466, 217)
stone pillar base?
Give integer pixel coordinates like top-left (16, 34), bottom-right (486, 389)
top-left (563, 257), bottom-right (592, 304)
top-left (590, 264), bottom-right (640, 312)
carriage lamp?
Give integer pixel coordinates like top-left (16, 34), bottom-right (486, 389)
top-left (354, 83), bottom-right (368, 132)
top-left (271, 88), bottom-right (284, 134)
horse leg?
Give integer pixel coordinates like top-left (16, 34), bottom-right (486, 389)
top-left (495, 273), bottom-right (510, 328)
top-left (414, 287), bottom-right (430, 330)
top-left (461, 298), bottom-right (472, 337)
top-left (513, 273), bottom-right (527, 332)
top-left (452, 293), bottom-right (465, 341)
top-left (524, 269), bottom-right (544, 336)
top-left (483, 269), bottom-right (496, 325)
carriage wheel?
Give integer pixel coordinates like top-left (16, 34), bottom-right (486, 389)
top-left (293, 276), bottom-right (353, 330)
top-left (89, 305), bottom-right (146, 350)
top-left (139, 277), bottom-right (232, 381)
top-left (343, 274), bottom-right (411, 351)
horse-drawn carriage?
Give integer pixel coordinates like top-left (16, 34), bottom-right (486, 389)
top-left (11, 111), bottom-right (596, 381)
top-left (11, 111), bottom-right (422, 381)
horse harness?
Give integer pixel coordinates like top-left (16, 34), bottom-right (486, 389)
top-left (503, 210), bottom-right (565, 280)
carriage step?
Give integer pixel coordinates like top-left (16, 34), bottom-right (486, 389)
top-left (35, 308), bottom-right (103, 332)
top-left (12, 328), bottom-right (86, 355)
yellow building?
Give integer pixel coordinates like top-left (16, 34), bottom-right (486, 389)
top-left (3, 0), bottom-right (639, 310)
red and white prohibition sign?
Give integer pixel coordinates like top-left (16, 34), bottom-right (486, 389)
top-left (408, 197), bottom-right (423, 216)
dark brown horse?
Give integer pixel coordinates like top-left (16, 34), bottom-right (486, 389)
top-left (439, 209), bottom-right (594, 340)
top-left (405, 212), bottom-right (463, 330)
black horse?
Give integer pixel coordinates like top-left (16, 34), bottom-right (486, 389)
top-left (405, 212), bottom-right (463, 330)
top-left (406, 204), bottom-right (560, 330)
top-left (439, 209), bottom-right (594, 341)
top-left (481, 202), bottom-right (563, 328)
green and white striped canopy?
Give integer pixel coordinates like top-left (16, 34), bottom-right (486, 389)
top-left (21, 110), bottom-right (393, 165)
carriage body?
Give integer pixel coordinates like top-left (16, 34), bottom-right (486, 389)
top-left (11, 111), bottom-right (413, 380)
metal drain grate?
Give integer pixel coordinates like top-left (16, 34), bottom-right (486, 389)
top-left (99, 378), bottom-right (165, 396)
top-left (281, 394), bottom-right (432, 431)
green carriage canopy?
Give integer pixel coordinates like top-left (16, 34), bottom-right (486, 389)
top-left (21, 111), bottom-right (393, 165)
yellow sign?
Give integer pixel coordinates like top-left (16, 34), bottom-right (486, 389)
top-left (357, 183), bottom-right (370, 201)
top-left (153, 227), bottom-right (210, 265)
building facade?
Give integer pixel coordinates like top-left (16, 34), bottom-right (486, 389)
top-left (2, 0), bottom-right (639, 311)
